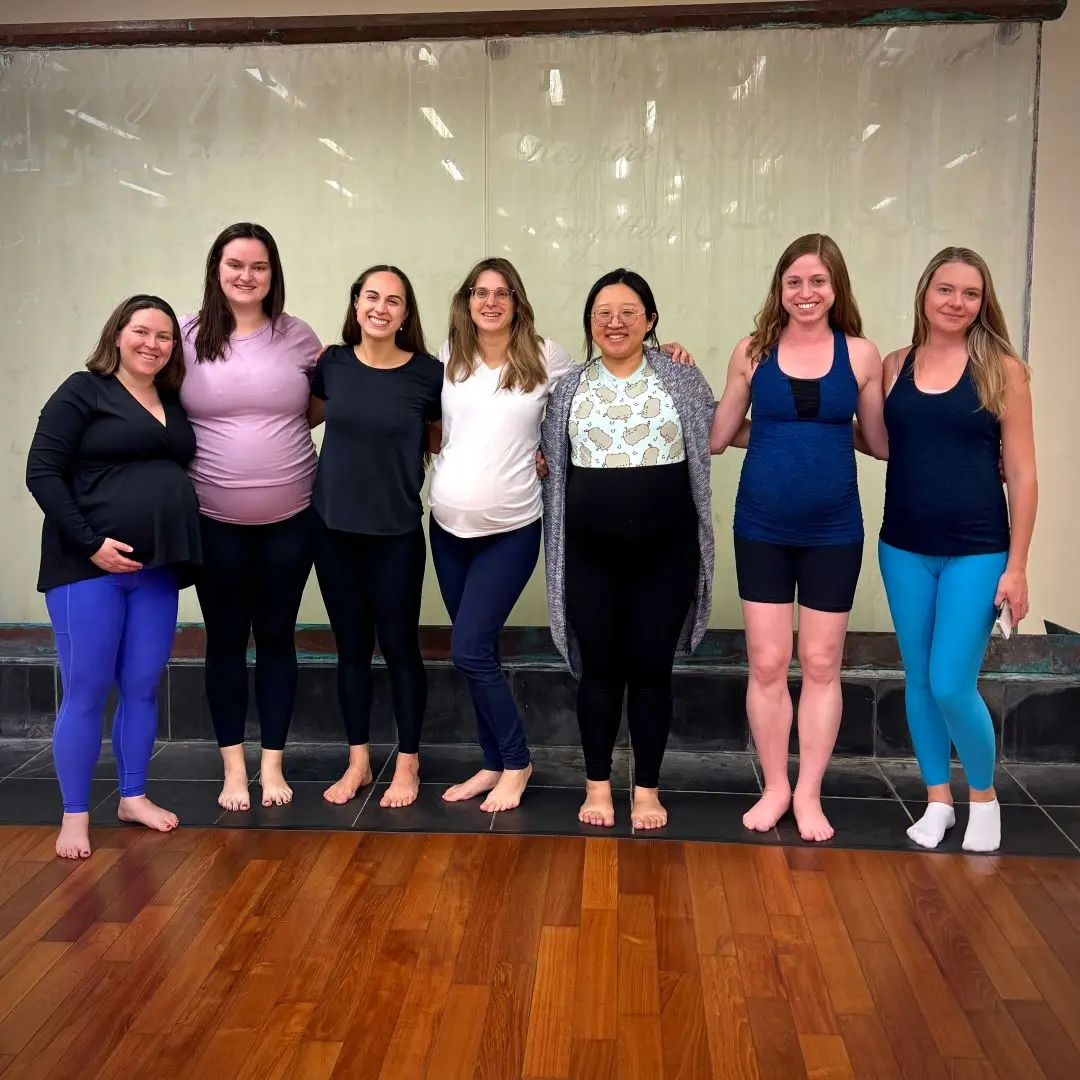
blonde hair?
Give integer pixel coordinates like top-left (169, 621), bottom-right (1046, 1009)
top-left (747, 233), bottom-right (863, 364)
top-left (911, 247), bottom-right (1027, 419)
top-left (447, 258), bottom-right (546, 393)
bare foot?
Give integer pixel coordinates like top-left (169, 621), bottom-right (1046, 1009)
top-left (631, 787), bottom-right (668, 830)
top-left (380, 753), bottom-right (420, 808)
top-left (480, 765), bottom-right (533, 813)
top-left (218, 768), bottom-right (251, 812)
top-left (118, 795), bottom-right (179, 833)
top-left (442, 769), bottom-right (502, 803)
top-left (742, 787), bottom-right (792, 832)
top-left (793, 791), bottom-right (834, 843)
top-left (56, 812), bottom-right (92, 859)
top-left (579, 780), bottom-right (615, 827)
top-left (323, 765), bottom-right (373, 805)
top-left (259, 751), bottom-right (293, 807)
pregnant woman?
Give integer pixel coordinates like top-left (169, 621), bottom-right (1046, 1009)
top-left (27, 295), bottom-right (201, 858)
top-left (181, 222), bottom-right (322, 812)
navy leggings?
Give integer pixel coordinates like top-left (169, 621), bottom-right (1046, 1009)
top-left (46, 566), bottom-right (178, 813)
top-left (430, 517), bottom-right (541, 771)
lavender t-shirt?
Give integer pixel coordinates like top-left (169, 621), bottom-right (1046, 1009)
top-left (179, 314), bottom-right (322, 525)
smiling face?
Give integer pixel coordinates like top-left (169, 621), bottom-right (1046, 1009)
top-left (780, 254), bottom-right (835, 328)
top-left (116, 307), bottom-right (175, 382)
top-left (590, 283), bottom-right (655, 363)
top-left (354, 270), bottom-right (407, 342)
top-left (218, 238), bottom-right (272, 311)
top-left (469, 269), bottom-right (515, 335)
top-left (924, 261), bottom-right (983, 336)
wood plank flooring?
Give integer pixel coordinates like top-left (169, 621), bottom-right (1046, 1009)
top-left (0, 825), bottom-right (1079, 1079)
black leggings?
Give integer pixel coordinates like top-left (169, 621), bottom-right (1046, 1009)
top-left (565, 476), bottom-right (699, 790)
top-left (313, 515), bottom-right (427, 753)
top-left (195, 507), bottom-right (314, 751)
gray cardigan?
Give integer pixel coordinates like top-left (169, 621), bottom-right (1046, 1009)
top-left (540, 347), bottom-right (717, 679)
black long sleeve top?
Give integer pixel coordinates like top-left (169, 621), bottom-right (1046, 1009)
top-left (26, 371), bottom-right (202, 592)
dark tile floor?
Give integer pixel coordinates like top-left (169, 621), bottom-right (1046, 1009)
top-left (0, 738), bottom-right (1077, 857)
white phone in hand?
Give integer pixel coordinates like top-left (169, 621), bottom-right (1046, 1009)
top-left (993, 598), bottom-right (1013, 640)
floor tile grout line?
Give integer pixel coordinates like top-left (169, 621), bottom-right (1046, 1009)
top-left (874, 760), bottom-right (916, 823)
top-left (352, 744), bottom-right (398, 820)
top-left (1003, 760), bottom-right (1039, 805)
top-left (1031, 801), bottom-right (1080, 855)
top-left (1, 745), bottom-right (50, 784)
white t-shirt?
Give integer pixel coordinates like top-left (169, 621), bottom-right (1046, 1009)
top-left (429, 337), bottom-right (575, 537)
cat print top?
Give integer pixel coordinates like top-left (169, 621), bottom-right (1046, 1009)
top-left (568, 356), bottom-right (686, 468)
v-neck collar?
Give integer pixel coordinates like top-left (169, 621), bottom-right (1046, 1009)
top-left (114, 375), bottom-right (168, 428)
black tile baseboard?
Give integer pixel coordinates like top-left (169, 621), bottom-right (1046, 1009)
top-left (1, 658), bottom-right (1078, 765)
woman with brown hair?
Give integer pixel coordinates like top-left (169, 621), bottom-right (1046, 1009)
top-left (878, 248), bottom-right (1037, 853)
top-left (180, 222), bottom-right (323, 814)
top-left (429, 257), bottom-right (576, 813)
top-left (26, 295), bottom-right (201, 858)
top-left (710, 233), bottom-right (889, 843)
top-left (308, 265), bottom-right (443, 809)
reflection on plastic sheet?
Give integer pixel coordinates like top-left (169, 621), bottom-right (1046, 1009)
top-left (0, 25), bottom-right (1038, 626)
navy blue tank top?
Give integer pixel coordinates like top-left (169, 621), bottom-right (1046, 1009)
top-left (733, 330), bottom-right (862, 546)
top-left (880, 349), bottom-right (1009, 556)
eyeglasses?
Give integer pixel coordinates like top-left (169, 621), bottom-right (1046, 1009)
top-left (590, 308), bottom-right (646, 325)
top-left (470, 287), bottom-right (514, 303)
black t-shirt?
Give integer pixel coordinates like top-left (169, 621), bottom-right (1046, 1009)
top-left (26, 371), bottom-right (202, 592)
top-left (311, 345), bottom-right (443, 535)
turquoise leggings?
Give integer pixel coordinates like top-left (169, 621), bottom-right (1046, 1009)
top-left (878, 540), bottom-right (1007, 791)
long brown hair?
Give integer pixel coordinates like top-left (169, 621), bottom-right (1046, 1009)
top-left (86, 295), bottom-right (185, 391)
top-left (747, 233), bottom-right (863, 363)
top-left (342, 265), bottom-right (428, 355)
top-left (189, 222), bottom-right (285, 363)
top-left (447, 258), bottom-right (546, 393)
top-left (911, 247), bottom-right (1026, 418)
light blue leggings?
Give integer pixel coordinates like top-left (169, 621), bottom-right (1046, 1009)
top-left (46, 567), bottom-right (178, 813)
top-left (878, 540), bottom-right (1007, 791)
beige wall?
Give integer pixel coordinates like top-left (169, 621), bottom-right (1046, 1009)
top-left (0, 1), bottom-right (1075, 634)
top-left (1027, 0), bottom-right (1080, 631)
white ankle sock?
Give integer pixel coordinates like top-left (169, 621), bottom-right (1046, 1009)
top-left (907, 802), bottom-right (956, 849)
top-left (963, 799), bottom-right (1001, 852)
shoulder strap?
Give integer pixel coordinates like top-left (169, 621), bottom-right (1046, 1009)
top-left (886, 348), bottom-right (915, 395)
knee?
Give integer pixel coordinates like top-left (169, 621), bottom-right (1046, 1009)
top-left (252, 616), bottom-right (297, 651)
top-left (749, 647), bottom-right (791, 688)
top-left (450, 628), bottom-right (495, 675)
top-left (798, 647), bottom-right (841, 686)
top-left (928, 668), bottom-right (979, 717)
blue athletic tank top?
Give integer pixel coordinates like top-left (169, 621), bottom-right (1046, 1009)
top-left (880, 349), bottom-right (1009, 556)
top-left (733, 329), bottom-right (862, 546)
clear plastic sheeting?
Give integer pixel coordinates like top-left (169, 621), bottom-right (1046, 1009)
top-left (0, 25), bottom-right (1038, 627)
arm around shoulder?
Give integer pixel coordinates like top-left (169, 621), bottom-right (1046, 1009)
top-left (545, 339), bottom-right (576, 382)
top-left (851, 338), bottom-right (889, 460)
top-left (709, 339), bottom-right (753, 454)
top-left (291, 316), bottom-right (324, 373)
top-left (306, 347), bottom-right (331, 428)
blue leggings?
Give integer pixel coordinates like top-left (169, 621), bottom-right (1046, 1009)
top-left (878, 540), bottom-right (1007, 791)
top-left (46, 566), bottom-right (179, 813)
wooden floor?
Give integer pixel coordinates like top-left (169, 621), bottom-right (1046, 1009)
top-left (0, 829), bottom-right (1079, 1080)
